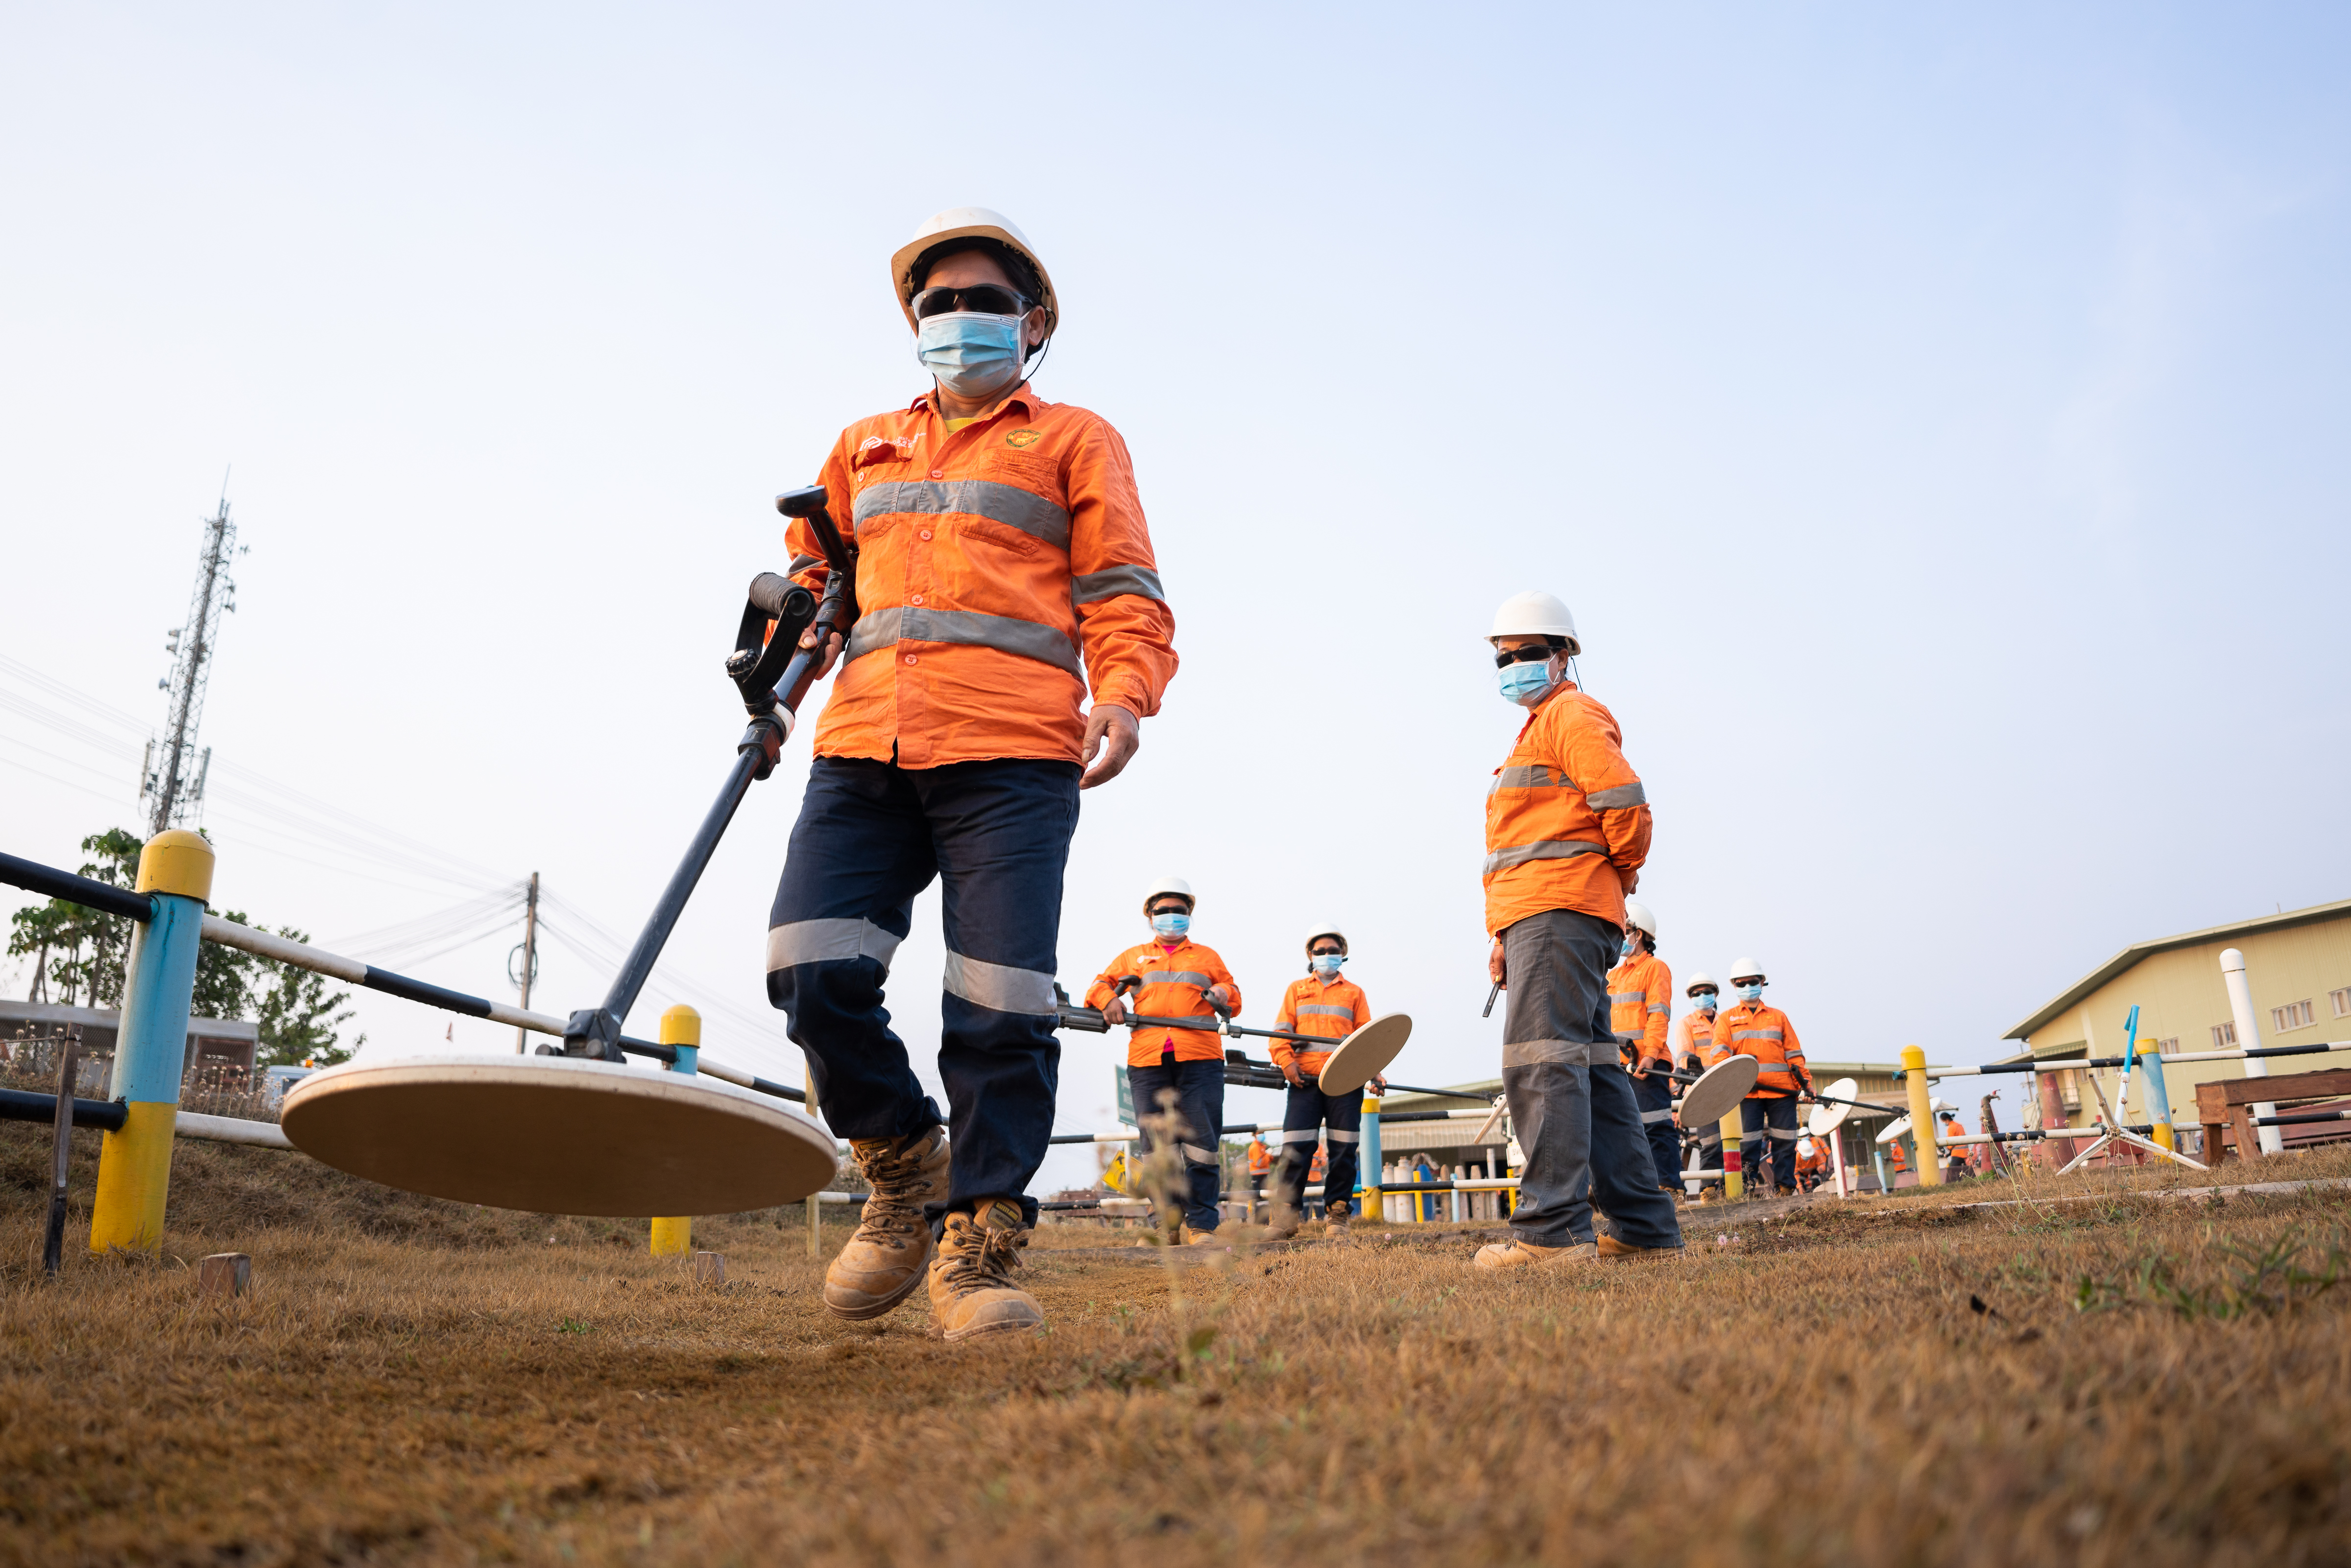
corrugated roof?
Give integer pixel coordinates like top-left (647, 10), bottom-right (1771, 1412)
top-left (2002, 897), bottom-right (2351, 1043)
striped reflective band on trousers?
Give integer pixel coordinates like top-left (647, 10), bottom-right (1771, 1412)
top-left (1640, 1108), bottom-right (1676, 1124)
top-left (1143, 970), bottom-right (1212, 988)
top-left (1296, 1003), bottom-right (1354, 1021)
top-left (766, 918), bottom-right (905, 974)
top-left (1484, 839), bottom-right (1608, 876)
top-left (941, 950), bottom-right (1058, 1016)
top-left (1180, 1143), bottom-right (1218, 1165)
top-left (1766, 1127), bottom-right (1801, 1140)
top-left (845, 605), bottom-right (1082, 677)
top-left (1278, 1128), bottom-right (1360, 1144)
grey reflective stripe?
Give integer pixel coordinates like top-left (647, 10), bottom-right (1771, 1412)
top-left (1587, 781), bottom-right (1648, 810)
top-left (1640, 1108), bottom-right (1676, 1124)
top-left (1070, 564), bottom-right (1165, 604)
top-left (1483, 839), bottom-right (1609, 876)
top-left (1649, 1003), bottom-right (1669, 1013)
top-left (1141, 970), bottom-right (1213, 988)
top-left (1493, 763), bottom-right (1577, 790)
top-left (1607, 990), bottom-right (1646, 1005)
top-left (1277, 1129), bottom-right (1321, 1144)
top-left (1296, 1004), bottom-right (1355, 1020)
top-left (853, 479), bottom-right (1071, 550)
top-left (786, 553), bottom-right (822, 575)
top-left (1767, 1127), bottom-right (1801, 1140)
top-left (941, 951), bottom-right (1058, 1016)
top-left (842, 605), bottom-right (1083, 677)
top-left (766, 918), bottom-right (904, 974)
top-left (1731, 1028), bottom-right (1785, 1042)
top-left (1325, 1129), bottom-right (1361, 1143)
top-left (1179, 1143), bottom-right (1218, 1164)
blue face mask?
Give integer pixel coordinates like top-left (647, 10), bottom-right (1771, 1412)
top-left (1621, 934), bottom-right (1641, 959)
top-left (915, 311), bottom-right (1027, 400)
top-left (1736, 982), bottom-right (1763, 1002)
top-left (1151, 911), bottom-right (1190, 939)
top-left (1311, 952), bottom-right (1344, 976)
top-left (1691, 992), bottom-right (1718, 1013)
top-left (1497, 659), bottom-right (1559, 707)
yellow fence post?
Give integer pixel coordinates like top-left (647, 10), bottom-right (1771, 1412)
top-left (89, 831), bottom-right (215, 1256)
top-left (649, 1005), bottom-right (700, 1257)
top-left (1720, 1110), bottom-right (1742, 1200)
top-left (1901, 1044), bottom-right (1940, 1188)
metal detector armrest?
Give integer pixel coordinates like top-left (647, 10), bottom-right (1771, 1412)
top-left (726, 574), bottom-right (818, 714)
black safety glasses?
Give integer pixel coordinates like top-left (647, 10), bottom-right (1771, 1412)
top-left (911, 284), bottom-right (1030, 319)
top-left (1688, 989), bottom-right (1719, 999)
top-left (1492, 644), bottom-right (1553, 668)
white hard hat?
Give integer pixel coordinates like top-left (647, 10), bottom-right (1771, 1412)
top-left (1622, 899), bottom-right (1657, 940)
top-left (891, 207), bottom-right (1059, 341)
top-left (1303, 921), bottom-right (1348, 954)
top-left (1684, 970), bottom-right (1718, 995)
top-left (1729, 957), bottom-right (1767, 984)
top-left (1487, 591), bottom-right (1581, 655)
top-left (1142, 876), bottom-right (1195, 914)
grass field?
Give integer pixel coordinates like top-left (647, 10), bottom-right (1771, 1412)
top-left (3, 1123), bottom-right (2349, 1566)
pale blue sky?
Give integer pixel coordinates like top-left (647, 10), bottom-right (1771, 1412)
top-left (4, 4), bottom-right (2346, 1190)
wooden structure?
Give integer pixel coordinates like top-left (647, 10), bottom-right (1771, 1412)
top-left (2197, 1067), bottom-right (2351, 1163)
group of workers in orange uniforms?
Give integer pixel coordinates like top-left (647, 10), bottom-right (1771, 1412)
top-left (1085, 892), bottom-right (1381, 1241)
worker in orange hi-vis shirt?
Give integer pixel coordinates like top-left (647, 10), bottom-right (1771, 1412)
top-left (1087, 878), bottom-right (1241, 1246)
top-left (1607, 900), bottom-right (1679, 1198)
top-left (1705, 956), bottom-right (1812, 1195)
top-left (1674, 972), bottom-right (1725, 1200)
top-left (765, 210), bottom-right (1179, 1346)
top-left (1263, 922), bottom-right (1383, 1240)
top-left (1939, 1112), bottom-right (1970, 1183)
top-left (1473, 592), bottom-right (1682, 1271)
top-left (1793, 1133), bottom-right (1829, 1193)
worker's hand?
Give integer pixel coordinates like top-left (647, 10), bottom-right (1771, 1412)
top-left (1370, 1074), bottom-right (1388, 1095)
top-left (1487, 938), bottom-right (1506, 987)
top-left (795, 624), bottom-right (845, 679)
top-left (1280, 1062), bottom-right (1306, 1089)
top-left (1204, 984), bottom-right (1232, 1014)
top-left (1079, 703), bottom-right (1140, 790)
top-left (1102, 997), bottom-right (1128, 1026)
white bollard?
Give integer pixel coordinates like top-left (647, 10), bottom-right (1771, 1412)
top-left (2221, 949), bottom-right (2285, 1155)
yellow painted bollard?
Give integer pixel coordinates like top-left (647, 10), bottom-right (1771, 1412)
top-left (1901, 1044), bottom-right (1941, 1188)
top-left (90, 831), bottom-right (214, 1256)
top-left (1720, 1110), bottom-right (1743, 1200)
top-left (649, 1005), bottom-right (700, 1257)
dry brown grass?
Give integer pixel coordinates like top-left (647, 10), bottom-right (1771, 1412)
top-left (3, 1124), bottom-right (2350, 1566)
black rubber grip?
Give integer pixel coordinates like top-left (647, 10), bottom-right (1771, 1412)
top-left (748, 572), bottom-right (799, 618)
top-left (0, 852), bottom-right (154, 923)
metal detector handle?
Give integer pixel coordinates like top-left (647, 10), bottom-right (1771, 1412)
top-left (727, 575), bottom-right (817, 717)
top-left (776, 485), bottom-right (860, 624)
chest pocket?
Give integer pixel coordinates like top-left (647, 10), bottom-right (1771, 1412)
top-left (982, 448), bottom-right (1063, 502)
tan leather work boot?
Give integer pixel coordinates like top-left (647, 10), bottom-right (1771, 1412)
top-left (1324, 1199), bottom-right (1353, 1240)
top-left (1599, 1234), bottom-right (1685, 1261)
top-left (822, 1126), bottom-right (950, 1321)
top-left (1179, 1224), bottom-right (1221, 1246)
top-left (1263, 1204), bottom-right (1304, 1241)
top-left (928, 1197), bottom-right (1043, 1342)
top-left (1473, 1237), bottom-right (1600, 1270)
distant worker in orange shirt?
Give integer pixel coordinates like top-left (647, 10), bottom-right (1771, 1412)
top-left (1088, 878), bottom-right (1241, 1245)
top-left (1706, 956), bottom-right (1813, 1197)
top-left (1265, 922), bottom-right (1381, 1239)
top-left (1793, 1133), bottom-right (1828, 1193)
top-left (768, 209), bottom-right (1178, 1344)
top-left (1675, 972), bottom-right (1724, 1200)
top-left (1607, 900), bottom-right (1679, 1198)
top-left (1940, 1111), bottom-right (1969, 1183)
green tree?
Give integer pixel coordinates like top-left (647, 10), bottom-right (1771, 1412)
top-left (252, 931), bottom-right (361, 1067)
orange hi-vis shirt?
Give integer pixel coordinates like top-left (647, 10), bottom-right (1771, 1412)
top-left (1706, 1000), bottom-right (1810, 1099)
top-left (789, 382), bottom-right (1179, 769)
top-left (1269, 974), bottom-right (1371, 1075)
top-left (1673, 1008), bottom-right (1718, 1069)
top-left (1484, 683), bottom-right (1651, 936)
top-left (1086, 937), bottom-right (1242, 1067)
top-left (1607, 950), bottom-right (1674, 1067)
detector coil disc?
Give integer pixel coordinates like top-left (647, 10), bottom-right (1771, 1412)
top-left (281, 1053), bottom-right (839, 1217)
top-left (1807, 1077), bottom-right (1861, 1137)
top-left (1314, 1013), bottom-right (1414, 1096)
top-left (1677, 1055), bottom-right (1758, 1128)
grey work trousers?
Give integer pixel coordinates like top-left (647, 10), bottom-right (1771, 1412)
top-left (1499, 908), bottom-right (1683, 1251)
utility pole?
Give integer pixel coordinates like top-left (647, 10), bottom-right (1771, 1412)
top-left (512, 872), bottom-right (540, 1053)
top-left (142, 485), bottom-right (241, 834)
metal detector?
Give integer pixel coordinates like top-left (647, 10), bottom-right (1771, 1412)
top-left (556, 485), bottom-right (854, 1061)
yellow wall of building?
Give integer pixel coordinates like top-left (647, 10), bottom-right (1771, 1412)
top-left (2019, 912), bottom-right (2351, 1129)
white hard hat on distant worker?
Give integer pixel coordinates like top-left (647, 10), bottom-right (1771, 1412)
top-left (1685, 970), bottom-right (1719, 996)
top-left (1622, 899), bottom-right (1657, 940)
top-left (1486, 591), bottom-right (1580, 654)
top-left (1303, 922), bottom-right (1348, 954)
top-left (891, 207), bottom-right (1059, 340)
top-left (1728, 957), bottom-right (1767, 984)
top-left (1142, 876), bottom-right (1196, 913)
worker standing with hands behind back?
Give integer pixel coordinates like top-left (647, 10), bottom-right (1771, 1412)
top-left (1264, 922), bottom-right (1378, 1240)
top-left (1087, 879), bottom-right (1241, 1244)
top-left (1473, 592), bottom-right (1682, 1269)
top-left (767, 209), bottom-right (1178, 1344)
top-left (1607, 900), bottom-right (1680, 1199)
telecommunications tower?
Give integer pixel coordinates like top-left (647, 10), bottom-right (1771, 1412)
top-left (140, 486), bottom-right (242, 834)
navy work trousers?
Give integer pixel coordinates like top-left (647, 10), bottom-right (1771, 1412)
top-left (1741, 1095), bottom-right (1801, 1192)
top-left (1497, 908), bottom-right (1682, 1252)
top-left (1127, 1059), bottom-right (1226, 1231)
top-left (1631, 1068), bottom-right (1680, 1191)
top-left (767, 756), bottom-right (1080, 1229)
top-left (1271, 1078), bottom-right (1362, 1216)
